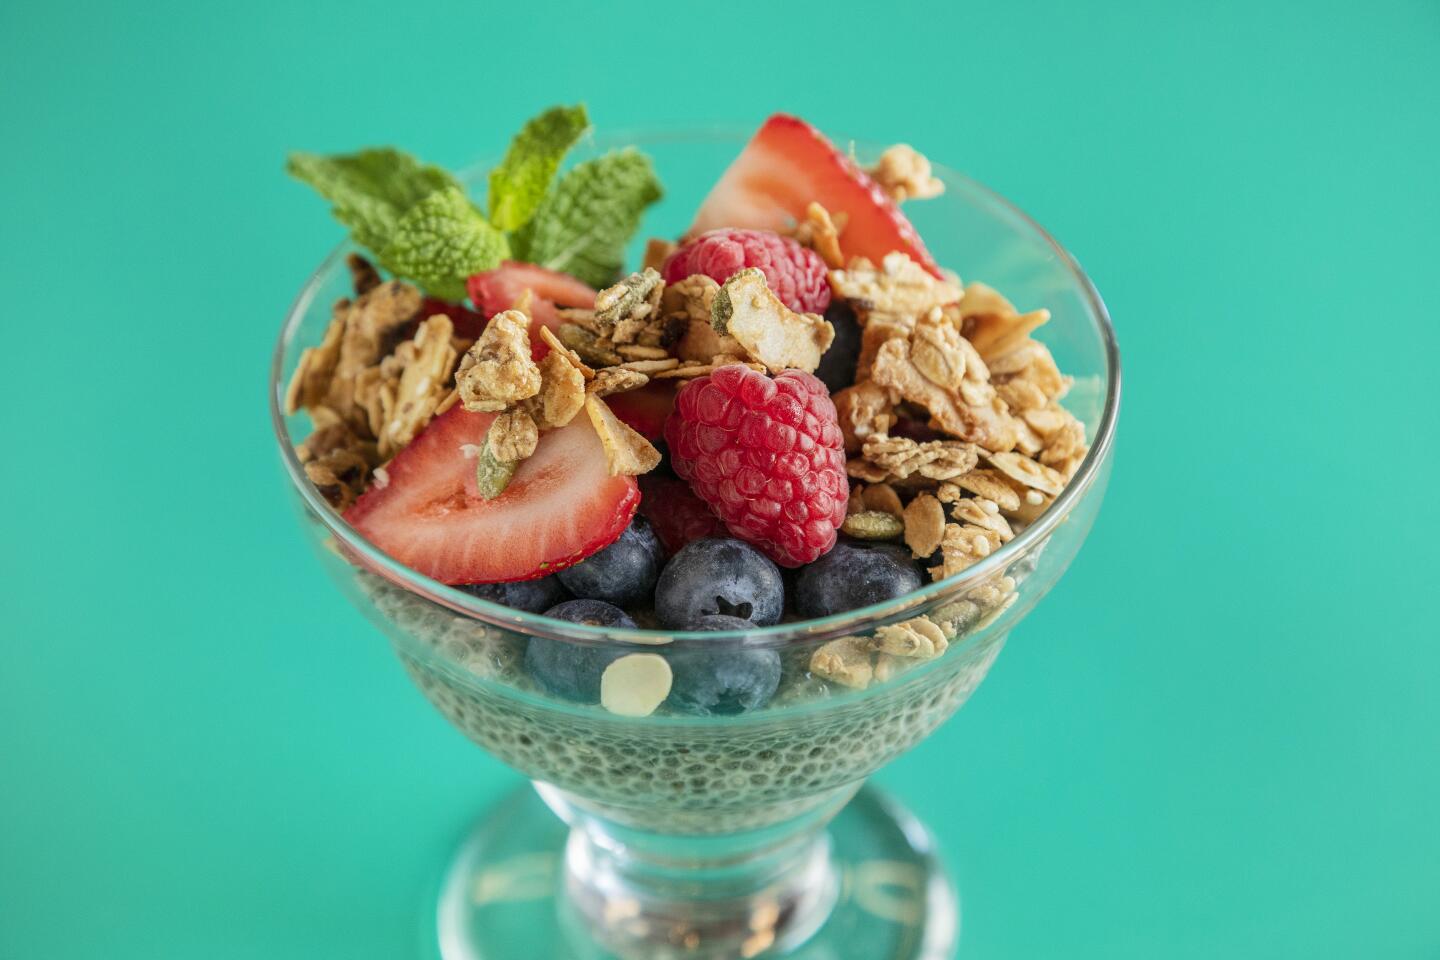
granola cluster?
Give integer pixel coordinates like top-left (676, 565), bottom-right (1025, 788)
top-left (826, 247), bottom-right (1088, 586)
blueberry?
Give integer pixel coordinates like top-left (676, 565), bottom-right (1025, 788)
top-left (815, 301), bottom-right (861, 393)
top-left (525, 600), bottom-right (635, 702)
top-left (654, 538), bottom-right (785, 628)
top-left (558, 517), bottom-right (664, 605)
top-left (665, 615), bottom-right (781, 715)
top-left (460, 575), bottom-right (567, 614)
top-left (795, 541), bottom-right (924, 618)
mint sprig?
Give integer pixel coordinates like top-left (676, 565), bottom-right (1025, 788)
top-left (378, 187), bottom-right (509, 302)
top-left (286, 148), bottom-right (459, 252)
top-left (512, 148), bottom-right (663, 289)
top-left (488, 104), bottom-right (590, 232)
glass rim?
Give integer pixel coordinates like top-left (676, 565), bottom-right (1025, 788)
top-left (268, 124), bottom-right (1122, 650)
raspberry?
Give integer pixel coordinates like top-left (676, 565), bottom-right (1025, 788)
top-left (663, 229), bottom-right (832, 314)
top-left (664, 365), bottom-right (848, 567)
top-left (639, 476), bottom-right (725, 556)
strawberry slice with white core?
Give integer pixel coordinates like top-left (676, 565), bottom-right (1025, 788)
top-left (344, 406), bottom-right (638, 584)
top-left (467, 261), bottom-right (596, 345)
top-left (688, 114), bottom-right (943, 277)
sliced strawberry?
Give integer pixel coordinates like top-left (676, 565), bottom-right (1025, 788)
top-left (467, 262), bottom-right (596, 357)
top-left (418, 297), bottom-right (488, 339)
top-left (344, 407), bottom-right (638, 584)
top-left (604, 381), bottom-right (677, 441)
top-left (688, 114), bottom-right (942, 277)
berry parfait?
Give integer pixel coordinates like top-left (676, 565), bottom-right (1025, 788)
top-left (272, 108), bottom-right (1120, 960)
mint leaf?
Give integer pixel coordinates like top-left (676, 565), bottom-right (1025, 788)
top-left (286, 148), bottom-right (460, 252)
top-left (378, 187), bottom-right (510, 301)
top-left (487, 104), bottom-right (590, 232)
top-left (512, 148), bottom-right (663, 289)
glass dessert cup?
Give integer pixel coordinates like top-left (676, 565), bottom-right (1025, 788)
top-left (270, 130), bottom-right (1120, 960)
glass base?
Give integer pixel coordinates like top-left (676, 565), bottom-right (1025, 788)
top-left (436, 784), bottom-right (958, 959)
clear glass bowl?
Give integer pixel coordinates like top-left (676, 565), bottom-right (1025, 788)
top-left (270, 129), bottom-right (1120, 960)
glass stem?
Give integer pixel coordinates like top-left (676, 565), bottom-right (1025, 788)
top-left (536, 781), bottom-right (859, 959)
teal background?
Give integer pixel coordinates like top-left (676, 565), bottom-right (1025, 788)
top-left (2, 0), bottom-right (1437, 956)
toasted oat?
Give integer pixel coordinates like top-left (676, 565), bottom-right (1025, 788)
top-left (653, 356), bottom-right (763, 379)
top-left (873, 617), bottom-right (948, 659)
top-left (334, 281), bottom-right (423, 381)
top-left (663, 274), bottom-right (721, 324)
top-left (909, 308), bottom-right (967, 389)
top-left (303, 448), bottom-right (371, 510)
top-left (487, 408), bottom-right (539, 463)
top-left (929, 522), bottom-right (999, 580)
top-left (948, 497), bottom-right (1015, 542)
top-left (456, 310), bottom-right (541, 413)
top-left (712, 268), bottom-right (835, 373)
top-left (285, 306), bottom-right (345, 414)
top-left (829, 252), bottom-right (961, 317)
top-left (528, 350), bottom-right (587, 429)
top-left (996, 378), bottom-right (1050, 414)
top-left (941, 470), bottom-right (1022, 513)
top-left (791, 202), bottom-right (845, 269)
top-left (618, 358), bottom-right (681, 374)
top-left (642, 237), bottom-right (676, 273)
top-left (860, 482), bottom-right (904, 517)
top-left (535, 325), bottom-right (595, 380)
top-left (435, 388), bottom-right (459, 415)
top-left (584, 395), bottom-right (662, 476)
top-left (986, 451), bottom-right (1066, 497)
top-left (810, 636), bottom-right (875, 690)
top-left (841, 510), bottom-right (905, 540)
top-left (856, 315), bottom-right (915, 381)
top-left (867, 145), bottom-right (945, 203)
top-left (832, 380), bottom-right (896, 453)
top-left (587, 367), bottom-right (650, 397)
top-left (870, 336), bottom-right (1019, 453)
top-left (858, 435), bottom-right (980, 484)
top-left (617, 344), bottom-right (670, 361)
top-left (990, 339), bottom-right (1071, 404)
top-left (902, 493), bottom-right (946, 558)
top-left (376, 314), bottom-right (460, 458)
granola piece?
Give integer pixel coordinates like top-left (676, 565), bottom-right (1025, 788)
top-left (557, 323), bottom-right (622, 367)
top-left (948, 497), bottom-right (1015, 542)
top-left (456, 310), bottom-right (541, 413)
top-left (870, 337), bottom-right (1019, 453)
top-left (986, 451), bottom-right (1066, 497)
top-left (285, 305), bottom-right (346, 414)
top-left (867, 145), bottom-right (945, 203)
top-left (873, 617), bottom-right (948, 659)
top-left (618, 358), bottom-right (681, 374)
top-left (642, 237), bottom-right (676, 273)
top-left (940, 470), bottom-right (1022, 513)
top-left (790, 202), bottom-right (845, 269)
top-left (929, 522), bottom-right (999, 580)
top-left (303, 448), bottom-right (371, 511)
top-left (828, 252), bottom-right (961, 317)
top-left (594, 268), bottom-right (664, 339)
top-left (488, 408), bottom-right (539, 463)
top-left (872, 653), bottom-right (910, 684)
top-left (376, 315), bottom-right (460, 458)
top-left (952, 280), bottom-right (1050, 362)
top-left (996, 377), bottom-right (1050, 413)
top-left (663, 274), bottom-right (721, 325)
top-left (1010, 488), bottom-right (1056, 525)
top-left (841, 510), bottom-right (905, 540)
top-left (855, 314), bottom-right (915, 380)
top-left (536, 326), bottom-right (596, 380)
top-left (584, 395), bottom-right (662, 476)
top-left (617, 344), bottom-right (670, 361)
top-left (860, 482), bottom-right (904, 517)
top-left (955, 281), bottom-right (1016, 321)
top-left (810, 636), bottom-right (875, 690)
top-left (988, 339), bottom-right (1070, 401)
top-left (587, 367), bottom-right (650, 397)
top-left (859, 435), bottom-right (979, 483)
top-left (909, 308), bottom-right (966, 389)
top-left (528, 350), bottom-right (587, 429)
top-left (712, 268), bottom-right (834, 374)
top-left (832, 380), bottom-right (895, 452)
top-left (902, 493), bottom-right (946, 558)
top-left (931, 599), bottom-right (982, 639)
top-left (334, 280), bottom-right (424, 381)
top-left (346, 253), bottom-right (382, 295)
top-left (653, 356), bottom-right (763, 379)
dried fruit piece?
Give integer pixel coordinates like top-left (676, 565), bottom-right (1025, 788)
top-left (456, 310), bottom-right (541, 412)
top-left (712, 268), bottom-right (835, 374)
top-left (585, 395), bottom-right (662, 476)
